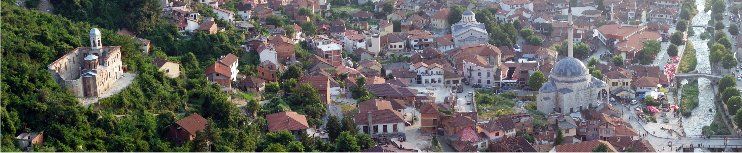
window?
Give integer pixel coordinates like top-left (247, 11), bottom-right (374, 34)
top-left (487, 80), bottom-right (491, 84)
top-left (612, 82), bottom-right (618, 86)
top-left (487, 72), bottom-right (490, 77)
top-left (393, 124), bottom-right (398, 132)
top-left (374, 125), bottom-right (379, 133)
top-left (383, 125), bottom-right (388, 133)
top-left (478, 72), bottom-right (481, 76)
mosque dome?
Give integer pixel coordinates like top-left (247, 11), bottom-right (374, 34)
top-left (551, 57), bottom-right (589, 78)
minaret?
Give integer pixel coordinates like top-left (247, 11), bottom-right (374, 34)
top-left (567, 4), bottom-right (574, 58)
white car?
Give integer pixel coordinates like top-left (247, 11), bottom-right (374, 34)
top-left (631, 100), bottom-right (638, 105)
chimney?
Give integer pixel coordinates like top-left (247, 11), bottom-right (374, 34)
top-left (367, 111), bottom-right (373, 130)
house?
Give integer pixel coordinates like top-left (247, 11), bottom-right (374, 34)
top-left (198, 18), bottom-right (218, 34)
top-left (213, 6), bottom-right (235, 22)
top-left (15, 132), bottom-right (44, 151)
top-left (648, 7), bottom-right (678, 25)
top-left (342, 30), bottom-right (367, 52)
top-left (500, 0), bottom-right (534, 12)
top-left (154, 57), bottom-right (181, 78)
top-left (435, 35), bottom-right (455, 52)
top-left (606, 137), bottom-right (656, 152)
top-left (451, 126), bottom-right (484, 151)
top-left (448, 44), bottom-right (502, 88)
top-left (167, 114), bottom-right (207, 144)
top-left (479, 117), bottom-right (517, 142)
top-left (406, 30), bottom-right (434, 51)
top-left (355, 99), bottom-right (406, 136)
top-left (378, 20), bottom-right (394, 36)
top-left (301, 75), bottom-right (331, 105)
top-left (487, 136), bottom-right (536, 152)
top-left (205, 53), bottom-right (239, 87)
top-left (257, 61), bottom-right (282, 82)
top-left (409, 62), bottom-right (444, 86)
top-left (365, 83), bottom-right (418, 102)
top-left (267, 35), bottom-right (297, 63)
top-left (419, 102), bottom-right (442, 133)
top-left (239, 76), bottom-right (266, 93)
top-left (382, 33), bottom-right (408, 52)
top-left (632, 76), bottom-right (660, 93)
top-left (431, 8), bottom-right (450, 29)
top-left (236, 2), bottom-right (252, 20)
top-left (604, 69), bottom-right (632, 94)
top-left (266, 111), bottom-right (310, 135)
top-left (314, 42), bottom-right (343, 67)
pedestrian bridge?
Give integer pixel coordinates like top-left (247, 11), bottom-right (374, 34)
top-left (676, 136), bottom-right (742, 151)
top-left (675, 72), bottom-right (724, 80)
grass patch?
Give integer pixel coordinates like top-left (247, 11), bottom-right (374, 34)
top-left (475, 90), bottom-right (516, 120)
top-left (680, 80), bottom-right (699, 117)
top-left (678, 42), bottom-right (697, 73)
top-left (702, 112), bottom-right (731, 135)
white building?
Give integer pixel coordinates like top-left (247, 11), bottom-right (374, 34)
top-left (342, 31), bottom-right (367, 52)
top-left (462, 59), bottom-right (498, 87)
top-left (451, 10), bottom-right (489, 47)
top-left (409, 62), bottom-right (444, 86)
top-left (365, 33), bottom-right (381, 55)
top-left (213, 7), bottom-right (235, 22)
top-left (500, 0), bottom-right (534, 12)
top-left (258, 44), bottom-right (279, 66)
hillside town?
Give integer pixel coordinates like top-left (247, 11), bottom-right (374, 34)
top-left (4, 0), bottom-right (742, 151)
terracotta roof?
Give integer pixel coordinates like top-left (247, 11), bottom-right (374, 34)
top-left (218, 53), bottom-right (239, 67)
top-left (435, 34), bottom-right (454, 46)
top-left (616, 31), bottom-right (662, 53)
top-left (365, 83), bottom-right (417, 98)
top-left (175, 114), bottom-right (208, 135)
top-left (555, 140), bottom-right (618, 152)
top-left (605, 69), bottom-right (631, 79)
top-left (266, 111), bottom-right (309, 132)
top-left (457, 126), bottom-right (479, 142)
top-left (482, 117), bottom-right (516, 132)
top-left (205, 62), bottom-right (232, 77)
top-left (488, 137), bottom-right (537, 152)
top-left (432, 8), bottom-right (450, 20)
top-left (358, 99), bottom-right (394, 113)
top-left (419, 102), bottom-right (440, 118)
top-left (300, 75), bottom-right (330, 91)
top-left (632, 76), bottom-right (660, 88)
top-left (354, 109), bottom-right (405, 125)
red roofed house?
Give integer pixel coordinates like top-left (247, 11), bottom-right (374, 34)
top-left (205, 53), bottom-right (239, 88)
top-left (167, 114), bottom-right (208, 144)
top-left (300, 75), bottom-right (331, 104)
top-left (419, 102), bottom-right (441, 133)
top-left (266, 111), bottom-right (310, 135)
top-left (355, 99), bottom-right (406, 136)
top-left (596, 24), bottom-right (662, 60)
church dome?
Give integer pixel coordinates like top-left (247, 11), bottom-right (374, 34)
top-left (90, 28), bottom-right (101, 37)
top-left (463, 10), bottom-right (474, 16)
top-left (551, 57), bottom-right (589, 78)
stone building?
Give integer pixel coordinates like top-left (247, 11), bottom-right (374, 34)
top-left (537, 8), bottom-right (608, 114)
top-left (48, 28), bottom-right (124, 98)
top-left (451, 10), bottom-right (489, 47)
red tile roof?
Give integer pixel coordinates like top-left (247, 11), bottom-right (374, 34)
top-left (218, 53), bottom-right (239, 67)
top-left (175, 114), bottom-right (208, 135)
top-left (266, 111), bottom-right (309, 132)
top-left (358, 99), bottom-right (394, 113)
top-left (354, 109), bottom-right (405, 125)
top-left (205, 62), bottom-right (232, 77)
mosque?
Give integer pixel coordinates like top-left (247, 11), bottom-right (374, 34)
top-left (536, 7), bottom-right (609, 114)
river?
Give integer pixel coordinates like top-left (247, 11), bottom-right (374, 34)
top-left (681, 0), bottom-right (717, 138)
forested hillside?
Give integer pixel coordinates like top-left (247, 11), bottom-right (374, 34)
top-left (0, 2), bottom-right (261, 151)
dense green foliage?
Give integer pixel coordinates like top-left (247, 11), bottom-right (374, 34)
top-left (475, 90), bottom-right (515, 119)
top-left (51, 0), bottom-right (162, 34)
top-left (680, 80), bottom-right (699, 117)
top-left (527, 71), bottom-right (547, 90)
top-left (667, 44), bottom-right (679, 57)
top-left (556, 41), bottom-right (590, 59)
top-left (677, 42), bottom-right (696, 73)
top-left (636, 40), bottom-right (660, 65)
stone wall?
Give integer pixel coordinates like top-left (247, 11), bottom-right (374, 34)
top-left (47, 46), bottom-right (123, 98)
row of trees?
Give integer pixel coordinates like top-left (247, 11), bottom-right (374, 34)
top-left (716, 76), bottom-right (742, 132)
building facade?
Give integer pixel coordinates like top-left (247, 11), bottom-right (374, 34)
top-left (48, 28), bottom-right (124, 98)
top-left (451, 10), bottom-right (489, 47)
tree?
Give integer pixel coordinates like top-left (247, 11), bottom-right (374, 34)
top-left (341, 116), bottom-right (357, 133)
top-left (727, 96), bottom-right (742, 113)
top-left (677, 20), bottom-right (688, 32)
top-left (719, 75), bottom-right (737, 92)
top-left (287, 141), bottom-right (304, 152)
top-left (526, 35), bottom-right (543, 46)
top-left (736, 109), bottom-right (742, 128)
top-left (335, 132), bottom-right (360, 152)
top-left (715, 22), bottom-right (725, 30)
top-left (557, 42), bottom-right (591, 59)
top-left (554, 129), bottom-right (564, 145)
top-left (722, 55), bottom-right (737, 69)
top-left (710, 43), bottom-right (728, 63)
top-left (722, 87), bottom-right (741, 103)
top-left (667, 44), bottom-right (679, 57)
top-left (355, 133), bottom-right (376, 150)
top-left (327, 116), bottom-right (342, 141)
top-left (588, 58), bottom-right (599, 67)
top-left (592, 144), bottom-right (609, 152)
top-left (637, 40), bottom-right (661, 64)
top-left (730, 25), bottom-right (739, 35)
top-left (520, 28), bottom-right (535, 38)
top-left (280, 65), bottom-right (303, 81)
top-left (264, 143), bottom-right (287, 152)
top-left (671, 32), bottom-right (685, 46)
top-left (447, 6), bottom-right (466, 26)
top-left (611, 55), bottom-right (624, 66)
top-left (590, 68), bottom-right (603, 79)
top-left (527, 71), bottom-right (547, 90)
